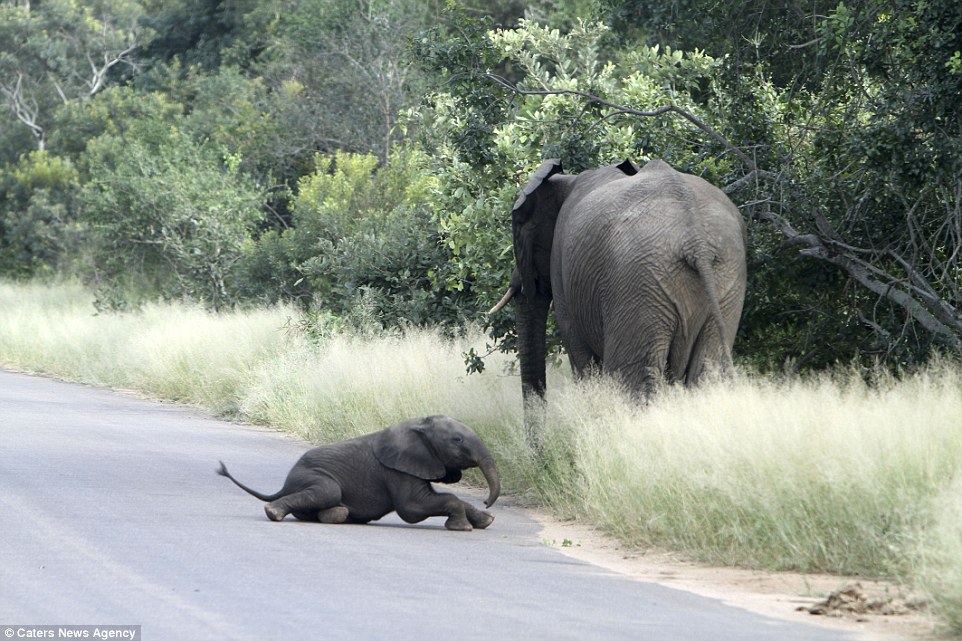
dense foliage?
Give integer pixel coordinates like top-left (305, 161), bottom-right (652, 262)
top-left (1, 0), bottom-right (960, 372)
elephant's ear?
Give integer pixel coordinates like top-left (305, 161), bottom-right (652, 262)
top-left (372, 419), bottom-right (446, 480)
top-left (512, 158), bottom-right (563, 210)
top-left (615, 158), bottom-right (639, 175)
top-left (512, 159), bottom-right (564, 298)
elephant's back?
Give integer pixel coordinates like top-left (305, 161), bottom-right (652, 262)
top-left (619, 163), bottom-right (744, 261)
top-left (553, 174), bottom-right (678, 351)
top-left (561, 170), bottom-right (687, 265)
top-left (308, 437), bottom-right (377, 475)
top-left (554, 161), bottom-right (744, 346)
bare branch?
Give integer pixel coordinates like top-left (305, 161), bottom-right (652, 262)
top-left (85, 40), bottom-right (139, 97)
top-left (0, 72), bottom-right (44, 149)
top-left (49, 74), bottom-right (69, 103)
top-left (760, 209), bottom-right (962, 350)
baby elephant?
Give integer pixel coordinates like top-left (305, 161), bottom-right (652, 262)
top-left (217, 415), bottom-right (500, 531)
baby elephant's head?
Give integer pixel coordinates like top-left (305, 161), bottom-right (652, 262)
top-left (372, 415), bottom-right (500, 508)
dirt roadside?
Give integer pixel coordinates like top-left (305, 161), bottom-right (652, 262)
top-left (533, 510), bottom-right (949, 641)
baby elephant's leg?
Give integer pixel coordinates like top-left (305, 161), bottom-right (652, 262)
top-left (317, 506), bottom-right (349, 524)
top-left (266, 475), bottom-right (342, 522)
top-left (439, 496), bottom-right (494, 531)
top-left (464, 502), bottom-right (495, 530)
top-left (395, 485), bottom-right (493, 531)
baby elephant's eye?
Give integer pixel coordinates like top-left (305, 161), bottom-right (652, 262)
top-left (452, 435), bottom-right (463, 444)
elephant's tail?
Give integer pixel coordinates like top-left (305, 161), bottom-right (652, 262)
top-left (217, 461), bottom-right (284, 502)
top-left (693, 253), bottom-right (735, 373)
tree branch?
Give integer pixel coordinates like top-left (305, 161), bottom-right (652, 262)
top-left (85, 40), bottom-right (139, 97)
top-left (761, 209), bottom-right (962, 350)
top-left (482, 73), bottom-right (771, 175)
top-left (0, 72), bottom-right (44, 149)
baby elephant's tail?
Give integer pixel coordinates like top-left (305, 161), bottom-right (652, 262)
top-left (217, 461), bottom-right (283, 502)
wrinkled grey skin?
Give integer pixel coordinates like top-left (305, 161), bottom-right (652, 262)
top-left (500, 158), bottom-right (747, 402)
top-left (218, 416), bottom-right (500, 531)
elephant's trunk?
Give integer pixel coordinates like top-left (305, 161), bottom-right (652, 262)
top-left (478, 453), bottom-right (501, 508)
top-left (516, 293), bottom-right (550, 401)
top-left (515, 292), bottom-right (551, 448)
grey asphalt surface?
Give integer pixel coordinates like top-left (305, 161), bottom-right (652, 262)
top-left (0, 369), bottom-right (855, 641)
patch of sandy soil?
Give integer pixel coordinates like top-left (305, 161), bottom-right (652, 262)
top-left (533, 510), bottom-right (949, 641)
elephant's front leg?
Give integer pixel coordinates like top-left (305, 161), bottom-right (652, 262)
top-left (439, 496), bottom-right (495, 531)
top-left (394, 482), bottom-right (494, 531)
top-left (463, 502), bottom-right (495, 530)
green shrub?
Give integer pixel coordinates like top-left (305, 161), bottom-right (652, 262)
top-left (80, 123), bottom-right (266, 308)
top-left (238, 146), bottom-right (477, 328)
top-left (0, 151), bottom-right (81, 277)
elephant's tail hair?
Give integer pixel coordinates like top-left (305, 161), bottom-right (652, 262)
top-left (217, 461), bottom-right (283, 502)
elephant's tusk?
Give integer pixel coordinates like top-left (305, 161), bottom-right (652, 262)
top-left (486, 286), bottom-right (517, 316)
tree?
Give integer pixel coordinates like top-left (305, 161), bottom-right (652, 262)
top-left (80, 122), bottom-right (265, 308)
top-left (0, 0), bottom-right (146, 152)
top-left (244, 0), bottom-right (443, 162)
top-left (236, 147), bottom-right (471, 328)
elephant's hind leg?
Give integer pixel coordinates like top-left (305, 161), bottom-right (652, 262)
top-left (317, 506), bottom-right (350, 524)
top-left (608, 350), bottom-right (667, 401)
top-left (680, 317), bottom-right (720, 385)
top-left (265, 475), bottom-right (342, 522)
top-left (604, 318), bottom-right (672, 401)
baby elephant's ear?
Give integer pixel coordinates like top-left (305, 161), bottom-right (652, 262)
top-left (372, 420), bottom-right (446, 480)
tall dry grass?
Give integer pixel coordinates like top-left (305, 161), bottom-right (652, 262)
top-left (2, 281), bottom-right (961, 632)
top-left (554, 370), bottom-right (962, 576)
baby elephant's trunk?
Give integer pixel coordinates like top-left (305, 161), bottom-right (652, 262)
top-left (478, 453), bottom-right (501, 508)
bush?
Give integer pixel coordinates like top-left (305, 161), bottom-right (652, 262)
top-left (237, 146), bottom-right (477, 328)
top-left (80, 122), bottom-right (266, 308)
top-left (0, 151), bottom-right (81, 278)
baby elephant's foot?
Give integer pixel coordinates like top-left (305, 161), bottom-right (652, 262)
top-left (318, 506), bottom-right (349, 524)
top-left (444, 515), bottom-right (473, 531)
top-left (470, 510), bottom-right (495, 530)
top-left (264, 503), bottom-right (288, 522)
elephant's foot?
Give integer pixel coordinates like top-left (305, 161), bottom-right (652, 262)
top-left (264, 503), bottom-right (288, 522)
top-left (470, 511), bottom-right (495, 530)
top-left (318, 506), bottom-right (349, 524)
top-left (444, 515), bottom-right (473, 531)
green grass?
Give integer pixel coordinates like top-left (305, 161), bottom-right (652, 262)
top-left (3, 280), bottom-right (962, 632)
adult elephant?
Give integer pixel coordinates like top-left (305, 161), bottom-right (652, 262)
top-left (490, 158), bottom-right (747, 403)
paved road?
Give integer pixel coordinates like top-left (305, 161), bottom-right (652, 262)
top-left (0, 370), bottom-right (855, 641)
